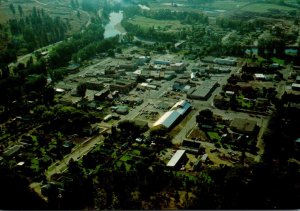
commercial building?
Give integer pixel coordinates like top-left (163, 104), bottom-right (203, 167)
top-left (153, 60), bottom-right (171, 65)
top-left (109, 79), bottom-right (136, 93)
top-left (166, 150), bottom-right (187, 169)
top-left (187, 81), bottom-right (218, 100)
top-left (170, 62), bottom-right (186, 73)
top-left (153, 100), bottom-right (191, 129)
top-left (230, 118), bottom-right (257, 135)
top-left (84, 81), bottom-right (104, 91)
top-left (94, 89), bottom-right (110, 101)
top-left (214, 57), bottom-right (237, 66)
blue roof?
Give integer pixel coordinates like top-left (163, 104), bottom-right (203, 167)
top-left (153, 110), bottom-right (180, 128)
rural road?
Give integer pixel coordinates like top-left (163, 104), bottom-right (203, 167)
top-left (45, 132), bottom-right (106, 180)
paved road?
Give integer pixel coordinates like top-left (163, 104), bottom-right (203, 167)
top-left (45, 133), bottom-right (106, 180)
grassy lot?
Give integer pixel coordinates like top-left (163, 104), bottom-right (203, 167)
top-left (210, 0), bottom-right (250, 10)
top-left (271, 57), bottom-right (285, 65)
top-left (120, 154), bottom-right (132, 162)
top-left (128, 16), bottom-right (184, 31)
top-left (240, 3), bottom-right (296, 13)
top-left (207, 131), bottom-right (221, 141)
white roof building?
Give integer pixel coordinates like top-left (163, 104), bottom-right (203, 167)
top-left (254, 73), bottom-right (266, 80)
top-left (153, 100), bottom-right (191, 129)
top-left (167, 150), bottom-right (186, 167)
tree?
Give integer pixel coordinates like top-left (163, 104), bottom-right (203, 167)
top-left (18, 5), bottom-right (23, 16)
top-left (196, 109), bottom-right (214, 125)
top-left (9, 4), bottom-right (16, 16)
top-left (76, 83), bottom-right (87, 98)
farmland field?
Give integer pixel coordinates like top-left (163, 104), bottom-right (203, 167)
top-left (128, 16), bottom-right (185, 31)
top-left (240, 3), bottom-right (296, 13)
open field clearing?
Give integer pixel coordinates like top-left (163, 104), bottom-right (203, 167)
top-left (128, 15), bottom-right (185, 31)
top-left (240, 3), bottom-right (296, 13)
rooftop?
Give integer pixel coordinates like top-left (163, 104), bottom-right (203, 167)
top-left (167, 150), bottom-right (186, 167)
top-left (230, 118), bottom-right (257, 134)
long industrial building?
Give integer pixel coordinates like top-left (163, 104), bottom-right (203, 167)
top-left (153, 100), bottom-right (191, 129)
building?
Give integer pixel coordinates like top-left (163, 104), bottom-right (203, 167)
top-left (137, 82), bottom-right (157, 90)
top-left (187, 81), bottom-right (218, 100)
top-left (109, 79), bottom-right (136, 93)
top-left (174, 40), bottom-right (186, 49)
top-left (118, 64), bottom-right (137, 71)
top-left (150, 70), bottom-right (165, 79)
top-left (254, 73), bottom-right (266, 81)
top-left (136, 56), bottom-right (151, 65)
top-left (84, 81), bottom-right (104, 91)
top-left (181, 139), bottom-right (202, 154)
top-left (296, 75), bottom-right (300, 83)
top-left (94, 89), bottom-right (110, 101)
top-left (153, 100), bottom-right (191, 129)
top-left (153, 60), bottom-right (171, 65)
top-left (230, 118), bottom-right (257, 135)
top-left (214, 95), bottom-right (230, 110)
top-left (166, 150), bottom-right (187, 169)
top-left (3, 145), bottom-right (22, 157)
top-left (170, 62), bottom-right (186, 73)
top-left (214, 58), bottom-right (237, 66)
top-left (292, 83), bottom-right (300, 91)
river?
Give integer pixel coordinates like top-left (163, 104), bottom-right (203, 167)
top-left (104, 11), bottom-right (124, 38)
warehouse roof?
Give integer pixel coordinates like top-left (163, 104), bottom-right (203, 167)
top-left (153, 100), bottom-right (191, 128)
top-left (153, 110), bottom-right (180, 128)
top-left (167, 150), bottom-right (186, 167)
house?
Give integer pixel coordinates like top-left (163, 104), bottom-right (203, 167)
top-left (166, 150), bottom-right (187, 169)
top-left (230, 118), bottom-right (257, 135)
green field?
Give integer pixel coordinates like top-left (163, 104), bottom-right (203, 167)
top-left (207, 131), bottom-right (221, 141)
top-left (210, 0), bottom-right (249, 10)
top-left (240, 3), bottom-right (296, 13)
top-left (128, 16), bottom-right (184, 31)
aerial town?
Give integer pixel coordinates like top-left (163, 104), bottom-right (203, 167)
top-left (0, 0), bottom-right (299, 210)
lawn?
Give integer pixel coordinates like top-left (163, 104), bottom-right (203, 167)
top-left (120, 154), bottom-right (132, 162)
top-left (241, 3), bottom-right (296, 13)
top-left (131, 149), bottom-right (141, 156)
top-left (207, 131), bottom-right (221, 141)
top-left (210, 0), bottom-right (249, 10)
top-left (271, 57), bottom-right (285, 65)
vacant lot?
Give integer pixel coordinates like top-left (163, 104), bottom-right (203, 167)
top-left (128, 16), bottom-right (185, 32)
